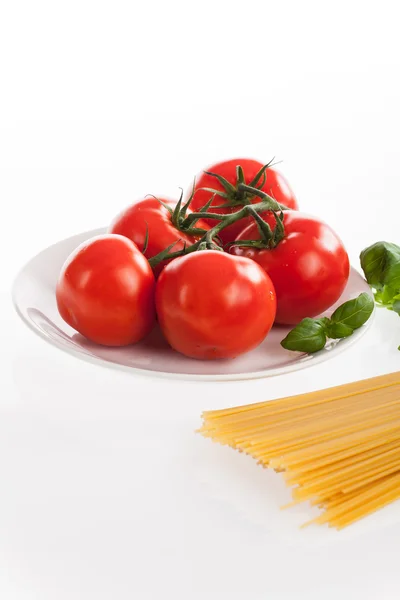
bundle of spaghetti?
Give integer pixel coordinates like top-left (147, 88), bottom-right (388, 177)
top-left (199, 372), bottom-right (400, 529)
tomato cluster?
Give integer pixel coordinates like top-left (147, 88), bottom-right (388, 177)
top-left (56, 158), bottom-right (350, 359)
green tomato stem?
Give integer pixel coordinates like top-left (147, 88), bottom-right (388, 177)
top-left (148, 193), bottom-right (287, 268)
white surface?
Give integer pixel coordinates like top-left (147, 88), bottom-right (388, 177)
top-left (13, 227), bottom-right (374, 381)
top-left (2, 0), bottom-right (400, 597)
top-left (3, 297), bottom-right (400, 600)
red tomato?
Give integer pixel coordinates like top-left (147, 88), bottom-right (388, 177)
top-left (156, 250), bottom-right (276, 359)
top-left (56, 234), bottom-right (156, 346)
top-left (190, 158), bottom-right (299, 244)
top-left (231, 212), bottom-right (350, 325)
top-left (109, 197), bottom-right (210, 277)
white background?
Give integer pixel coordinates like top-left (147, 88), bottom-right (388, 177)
top-left (2, 1), bottom-right (400, 598)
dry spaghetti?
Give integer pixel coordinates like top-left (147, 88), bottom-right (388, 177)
top-left (199, 372), bottom-right (400, 529)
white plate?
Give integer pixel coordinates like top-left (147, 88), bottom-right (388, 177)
top-left (12, 228), bottom-right (374, 381)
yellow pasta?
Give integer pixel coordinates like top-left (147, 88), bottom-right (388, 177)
top-left (199, 372), bottom-right (400, 529)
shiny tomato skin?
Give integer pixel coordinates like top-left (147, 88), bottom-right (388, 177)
top-left (190, 158), bottom-right (299, 244)
top-left (231, 212), bottom-right (350, 325)
top-left (56, 234), bottom-right (156, 346)
top-left (109, 197), bottom-right (210, 277)
top-left (155, 250), bottom-right (276, 360)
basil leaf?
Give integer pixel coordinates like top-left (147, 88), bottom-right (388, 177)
top-left (360, 242), bottom-right (400, 292)
top-left (280, 318), bottom-right (327, 353)
top-left (326, 322), bottom-right (354, 339)
top-left (330, 292), bottom-right (374, 330)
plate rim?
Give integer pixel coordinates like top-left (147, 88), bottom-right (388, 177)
top-left (12, 228), bottom-right (375, 382)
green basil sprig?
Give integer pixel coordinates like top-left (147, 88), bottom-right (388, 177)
top-left (281, 292), bottom-right (374, 353)
top-left (360, 241), bottom-right (400, 314)
top-left (360, 241), bottom-right (400, 349)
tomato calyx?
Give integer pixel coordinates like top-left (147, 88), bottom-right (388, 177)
top-left (199, 158), bottom-right (283, 209)
top-left (148, 193), bottom-right (287, 269)
top-left (151, 186), bottom-right (210, 238)
top-left (227, 207), bottom-right (285, 250)
top-left (225, 182), bottom-right (289, 250)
